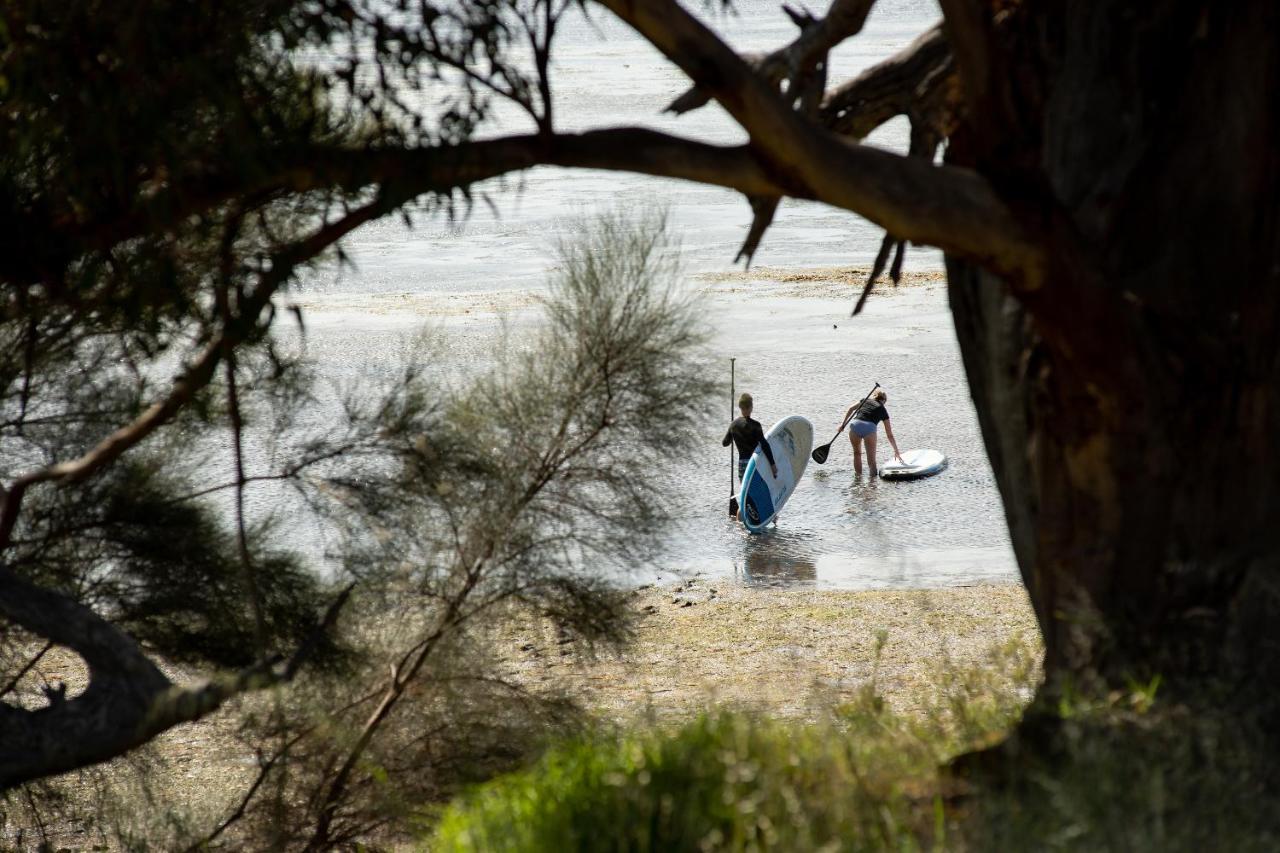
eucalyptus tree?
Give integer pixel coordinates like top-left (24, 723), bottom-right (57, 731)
top-left (3, 0), bottom-right (1278, 803)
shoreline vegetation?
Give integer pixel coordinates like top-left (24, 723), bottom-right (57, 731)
top-left (21, 579), bottom-right (1280, 851)
top-left (13, 579), bottom-right (1040, 730)
top-left (443, 580), bottom-right (1043, 851)
top-left (6, 580), bottom-right (1041, 849)
top-left (439, 579), bottom-right (1279, 852)
top-left (509, 580), bottom-right (1039, 723)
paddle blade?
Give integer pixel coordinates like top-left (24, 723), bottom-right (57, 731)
top-left (811, 443), bottom-right (831, 464)
top-left (729, 496), bottom-right (739, 516)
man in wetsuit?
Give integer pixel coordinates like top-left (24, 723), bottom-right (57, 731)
top-left (723, 392), bottom-right (778, 483)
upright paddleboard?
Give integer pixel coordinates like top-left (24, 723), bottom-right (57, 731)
top-left (880, 448), bottom-right (947, 480)
top-left (739, 415), bottom-right (814, 532)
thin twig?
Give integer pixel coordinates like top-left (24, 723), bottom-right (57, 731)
top-left (0, 640), bottom-right (54, 699)
top-left (181, 748), bottom-right (279, 853)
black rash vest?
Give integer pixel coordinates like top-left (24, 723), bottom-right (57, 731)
top-left (722, 417), bottom-right (776, 465)
top-left (853, 399), bottom-right (890, 425)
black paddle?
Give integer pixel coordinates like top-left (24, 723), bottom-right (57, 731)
top-left (811, 382), bottom-right (879, 464)
top-left (728, 358), bottom-right (739, 516)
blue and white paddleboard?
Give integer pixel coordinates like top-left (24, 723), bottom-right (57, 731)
top-left (738, 415), bottom-right (814, 533)
top-left (880, 448), bottom-right (947, 480)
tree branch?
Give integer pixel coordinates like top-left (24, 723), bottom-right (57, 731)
top-left (819, 23), bottom-right (955, 139)
top-left (0, 574), bottom-right (352, 791)
top-left (0, 198), bottom-right (391, 789)
top-left (0, 129), bottom-right (792, 294)
top-left (668, 10), bottom-right (958, 265)
top-left (596, 0), bottom-right (1043, 280)
top-left (9, 90), bottom-right (1036, 291)
top-left (666, 0), bottom-right (876, 116)
top-left (0, 194), bottom-right (401, 550)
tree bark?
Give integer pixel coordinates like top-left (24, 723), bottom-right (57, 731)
top-left (947, 0), bottom-right (1280, 701)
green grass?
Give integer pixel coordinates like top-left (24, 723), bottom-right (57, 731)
top-left (428, 636), bottom-right (1280, 852)
top-left (430, 711), bottom-right (947, 852)
top-left (429, 636), bottom-right (1033, 852)
top-left (970, 699), bottom-right (1280, 851)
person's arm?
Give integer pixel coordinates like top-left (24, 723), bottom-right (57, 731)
top-left (884, 418), bottom-right (903, 461)
top-left (754, 424), bottom-right (778, 476)
top-left (838, 403), bottom-right (858, 432)
top-left (722, 425), bottom-right (733, 447)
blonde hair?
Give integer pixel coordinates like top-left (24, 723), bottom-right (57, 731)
top-left (872, 389), bottom-right (887, 403)
top-left (738, 392), bottom-right (753, 409)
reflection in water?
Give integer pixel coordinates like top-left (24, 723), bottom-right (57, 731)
top-left (843, 474), bottom-right (893, 554)
top-left (704, 463), bottom-right (1019, 590)
top-left (737, 529), bottom-right (818, 586)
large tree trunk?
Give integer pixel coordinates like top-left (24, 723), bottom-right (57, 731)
top-left (947, 0), bottom-right (1280, 702)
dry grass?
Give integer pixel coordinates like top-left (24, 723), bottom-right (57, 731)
top-left (4, 581), bottom-right (1039, 849)
top-left (504, 581), bottom-right (1039, 723)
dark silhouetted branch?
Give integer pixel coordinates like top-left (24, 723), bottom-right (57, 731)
top-left (597, 0), bottom-right (1044, 281)
top-left (666, 0), bottom-right (876, 116)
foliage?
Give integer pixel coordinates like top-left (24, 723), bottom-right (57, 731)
top-left (431, 633), bottom-right (1036, 852)
top-left (220, 209), bottom-right (712, 851)
top-left (432, 637), bottom-right (1280, 853)
top-left (971, 694), bottom-right (1280, 852)
top-left (1, 209), bottom-right (714, 849)
top-left (434, 712), bottom-right (942, 852)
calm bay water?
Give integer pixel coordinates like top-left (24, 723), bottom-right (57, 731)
top-left (276, 0), bottom-right (1020, 589)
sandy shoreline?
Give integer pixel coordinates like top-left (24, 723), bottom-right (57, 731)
top-left (12, 579), bottom-right (1039, 725)
top-left (285, 266), bottom-right (945, 322)
top-left (511, 579), bottom-right (1040, 723)
top-left (5, 579), bottom-right (1039, 848)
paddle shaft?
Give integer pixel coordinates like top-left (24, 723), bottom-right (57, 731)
top-left (837, 383), bottom-right (880, 436)
top-left (729, 359), bottom-right (735, 493)
top-left (728, 359), bottom-right (737, 514)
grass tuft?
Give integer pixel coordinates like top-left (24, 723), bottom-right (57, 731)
top-left (430, 633), bottom-right (1280, 852)
top-left (430, 636), bottom-right (1035, 851)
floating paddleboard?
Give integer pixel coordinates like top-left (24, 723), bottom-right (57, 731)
top-left (739, 415), bottom-right (814, 532)
top-left (880, 448), bottom-right (947, 480)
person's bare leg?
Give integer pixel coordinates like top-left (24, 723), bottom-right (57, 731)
top-left (866, 432), bottom-right (878, 477)
top-left (851, 432), bottom-right (863, 475)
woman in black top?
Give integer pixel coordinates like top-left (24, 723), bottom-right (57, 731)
top-left (842, 389), bottom-right (903, 476)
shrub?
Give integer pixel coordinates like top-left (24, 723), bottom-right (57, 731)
top-left (431, 710), bottom-right (949, 852)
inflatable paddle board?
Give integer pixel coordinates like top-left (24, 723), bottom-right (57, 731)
top-left (880, 448), bottom-right (947, 480)
top-left (738, 415), bottom-right (814, 532)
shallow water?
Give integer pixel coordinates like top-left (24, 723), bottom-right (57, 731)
top-left (300, 0), bottom-right (945, 299)
top-left (276, 0), bottom-right (1020, 590)
top-left (288, 280), bottom-right (1019, 590)
top-left (657, 281), bottom-right (1017, 589)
